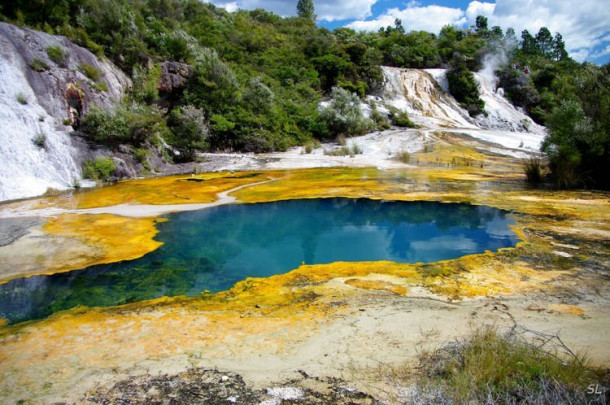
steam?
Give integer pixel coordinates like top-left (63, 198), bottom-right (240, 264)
top-left (478, 37), bottom-right (518, 92)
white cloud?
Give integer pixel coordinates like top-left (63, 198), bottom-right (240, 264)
top-left (486, 0), bottom-right (610, 62)
top-left (465, 1), bottom-right (495, 23)
top-left (317, 0), bottom-right (377, 21)
top-left (347, 2), bottom-right (466, 33)
top-left (221, 1), bottom-right (239, 12)
top-left (206, 0), bottom-right (378, 21)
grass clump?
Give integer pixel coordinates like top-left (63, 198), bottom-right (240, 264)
top-left (302, 139), bottom-right (321, 154)
top-left (82, 156), bottom-right (116, 181)
top-left (79, 63), bottom-right (102, 82)
top-left (391, 109), bottom-right (417, 128)
top-left (46, 45), bottom-right (68, 66)
top-left (324, 143), bottom-right (363, 157)
top-left (29, 58), bottom-right (49, 72)
top-left (396, 149), bottom-right (410, 164)
top-left (523, 156), bottom-right (545, 185)
top-left (403, 327), bottom-right (604, 404)
top-left (16, 93), bottom-right (28, 105)
top-left (32, 131), bottom-right (47, 149)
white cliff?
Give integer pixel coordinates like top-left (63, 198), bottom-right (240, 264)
top-left (0, 22), bottom-right (129, 202)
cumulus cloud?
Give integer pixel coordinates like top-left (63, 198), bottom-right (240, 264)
top-left (347, 1), bottom-right (466, 33)
top-left (465, 1), bottom-right (495, 23)
top-left (481, 0), bottom-right (610, 62)
top-left (206, 0), bottom-right (377, 21)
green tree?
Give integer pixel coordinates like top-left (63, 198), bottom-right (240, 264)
top-left (553, 32), bottom-right (568, 61)
top-left (296, 0), bottom-right (315, 21)
top-left (535, 27), bottom-right (554, 57)
top-left (521, 29), bottom-right (537, 54)
top-left (505, 27), bottom-right (517, 44)
top-left (475, 15), bottom-right (488, 34)
top-left (168, 105), bottom-right (209, 160)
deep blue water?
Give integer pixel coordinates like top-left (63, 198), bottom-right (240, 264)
top-left (0, 199), bottom-right (518, 324)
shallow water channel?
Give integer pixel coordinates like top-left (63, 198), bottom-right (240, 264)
top-left (0, 198), bottom-right (518, 323)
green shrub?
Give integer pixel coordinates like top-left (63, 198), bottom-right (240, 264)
top-left (132, 65), bottom-right (160, 104)
top-left (523, 156), bottom-right (544, 185)
top-left (16, 93), bottom-right (28, 105)
top-left (542, 99), bottom-right (606, 189)
top-left (133, 148), bottom-right (150, 170)
top-left (390, 109), bottom-right (417, 128)
top-left (81, 103), bottom-right (165, 147)
top-left (167, 105), bottom-right (209, 161)
top-left (320, 87), bottom-right (374, 138)
top-left (370, 107), bottom-right (391, 130)
top-left (79, 63), bottom-right (102, 82)
top-left (32, 131), bottom-right (47, 149)
top-left (447, 66), bottom-right (485, 116)
top-left (82, 157), bottom-right (116, 181)
top-left (29, 58), bottom-right (49, 72)
top-left (46, 46), bottom-right (68, 66)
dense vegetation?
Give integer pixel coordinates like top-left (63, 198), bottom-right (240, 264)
top-left (1, 1), bottom-right (608, 188)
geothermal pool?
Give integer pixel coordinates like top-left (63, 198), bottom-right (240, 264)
top-left (0, 198), bottom-right (518, 323)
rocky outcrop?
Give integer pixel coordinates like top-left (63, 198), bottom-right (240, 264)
top-left (0, 22), bottom-right (130, 201)
top-left (157, 61), bottom-right (193, 94)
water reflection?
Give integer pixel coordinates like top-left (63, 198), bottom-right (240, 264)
top-left (0, 199), bottom-right (518, 324)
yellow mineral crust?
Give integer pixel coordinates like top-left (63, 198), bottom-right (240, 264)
top-left (548, 303), bottom-right (586, 316)
top-left (47, 171), bottom-right (271, 209)
top-left (40, 213), bottom-right (165, 276)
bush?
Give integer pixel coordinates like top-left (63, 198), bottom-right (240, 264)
top-left (542, 99), bottom-right (605, 188)
top-left (46, 46), bottom-right (68, 67)
top-left (447, 66), bottom-right (485, 116)
top-left (320, 87), bottom-right (374, 138)
top-left (81, 103), bottom-right (166, 147)
top-left (82, 157), bottom-right (116, 181)
top-left (391, 109), bottom-right (417, 128)
top-left (370, 107), bottom-right (391, 130)
top-left (167, 105), bottom-right (209, 161)
top-left (523, 156), bottom-right (544, 185)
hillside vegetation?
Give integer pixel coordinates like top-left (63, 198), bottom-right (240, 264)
top-left (1, 1), bottom-right (608, 188)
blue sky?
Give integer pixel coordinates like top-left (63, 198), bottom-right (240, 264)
top-left (205, 0), bottom-right (610, 64)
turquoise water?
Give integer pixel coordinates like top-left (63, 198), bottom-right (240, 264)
top-left (0, 199), bottom-right (517, 323)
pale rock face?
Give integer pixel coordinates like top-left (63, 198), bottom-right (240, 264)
top-left (0, 22), bottom-right (130, 202)
top-left (382, 67), bottom-right (476, 128)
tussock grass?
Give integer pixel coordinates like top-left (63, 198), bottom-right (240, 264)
top-left (396, 149), bottom-right (410, 164)
top-left (383, 327), bottom-right (607, 404)
top-left (324, 143), bottom-right (363, 157)
top-left (523, 156), bottom-right (545, 185)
